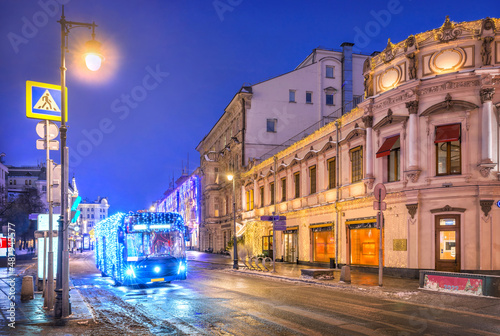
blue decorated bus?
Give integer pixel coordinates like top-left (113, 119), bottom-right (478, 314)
top-left (95, 212), bottom-right (188, 285)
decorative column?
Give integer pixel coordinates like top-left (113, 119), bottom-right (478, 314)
top-left (479, 88), bottom-right (496, 177)
top-left (405, 100), bottom-right (421, 182)
top-left (362, 115), bottom-right (375, 189)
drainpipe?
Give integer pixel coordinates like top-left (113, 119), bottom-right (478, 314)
top-left (341, 42), bottom-right (354, 114)
top-left (335, 121), bottom-right (340, 269)
top-left (241, 98), bottom-right (246, 168)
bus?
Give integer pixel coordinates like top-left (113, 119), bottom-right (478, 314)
top-left (95, 211), bottom-right (188, 285)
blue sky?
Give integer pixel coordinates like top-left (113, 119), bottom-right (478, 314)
top-left (0, 0), bottom-right (494, 212)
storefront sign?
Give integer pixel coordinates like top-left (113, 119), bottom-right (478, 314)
top-left (423, 274), bottom-right (483, 296)
top-left (273, 220), bottom-right (286, 231)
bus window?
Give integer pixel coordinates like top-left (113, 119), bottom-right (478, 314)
top-left (126, 233), bottom-right (145, 258)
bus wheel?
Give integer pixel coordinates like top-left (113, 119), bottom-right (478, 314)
top-left (101, 271), bottom-right (106, 277)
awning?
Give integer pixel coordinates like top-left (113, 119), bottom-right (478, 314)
top-left (435, 124), bottom-right (460, 143)
top-left (345, 217), bottom-right (377, 229)
top-left (284, 226), bottom-right (298, 234)
top-left (376, 135), bottom-right (400, 158)
top-left (310, 223), bottom-right (333, 232)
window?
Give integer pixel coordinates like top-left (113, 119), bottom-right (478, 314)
top-left (294, 172), bottom-right (300, 198)
top-left (281, 178), bottom-right (287, 202)
top-left (350, 146), bottom-right (363, 183)
top-left (270, 182), bottom-right (275, 205)
top-left (309, 165), bottom-right (317, 194)
top-left (267, 119), bottom-right (277, 133)
top-left (29, 180), bottom-right (32, 185)
top-left (435, 124), bottom-right (461, 176)
top-left (42, 186), bottom-right (46, 192)
top-left (14, 180), bottom-right (16, 185)
top-left (328, 158), bottom-right (336, 189)
top-left (306, 91), bottom-right (313, 104)
top-left (25, 180), bottom-right (28, 185)
top-left (214, 198), bottom-right (220, 217)
top-left (246, 189), bottom-right (254, 210)
top-left (9, 180), bottom-right (12, 185)
top-left (326, 94), bottom-right (334, 105)
top-left (376, 135), bottom-right (400, 182)
top-left (326, 66), bottom-right (334, 78)
top-left (249, 189), bottom-right (254, 210)
top-left (289, 90), bottom-right (296, 102)
top-left (260, 186), bottom-right (264, 207)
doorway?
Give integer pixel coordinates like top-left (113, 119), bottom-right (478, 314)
top-left (435, 214), bottom-right (460, 272)
top-left (284, 232), bottom-right (298, 262)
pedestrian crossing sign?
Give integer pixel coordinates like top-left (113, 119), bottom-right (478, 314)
top-left (26, 80), bottom-right (68, 122)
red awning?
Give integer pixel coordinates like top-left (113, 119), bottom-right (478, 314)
top-left (376, 135), bottom-right (400, 158)
top-left (435, 124), bottom-right (460, 143)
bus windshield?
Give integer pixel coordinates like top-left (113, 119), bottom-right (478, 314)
top-left (126, 231), bottom-right (185, 259)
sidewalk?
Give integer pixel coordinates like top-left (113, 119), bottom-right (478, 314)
top-left (187, 251), bottom-right (421, 294)
top-left (0, 258), bottom-right (93, 333)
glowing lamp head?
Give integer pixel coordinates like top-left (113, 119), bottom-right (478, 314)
top-left (227, 174), bottom-right (234, 181)
top-left (154, 266), bottom-right (161, 273)
top-left (126, 267), bottom-right (134, 276)
top-left (84, 39), bottom-right (104, 71)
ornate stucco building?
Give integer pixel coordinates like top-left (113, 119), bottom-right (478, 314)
top-left (154, 169), bottom-right (201, 250)
top-left (196, 45), bottom-right (369, 252)
top-left (238, 17), bottom-right (500, 277)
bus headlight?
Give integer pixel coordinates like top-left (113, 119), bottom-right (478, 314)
top-left (154, 266), bottom-right (161, 273)
top-left (126, 266), bottom-right (136, 278)
top-left (177, 262), bottom-right (186, 274)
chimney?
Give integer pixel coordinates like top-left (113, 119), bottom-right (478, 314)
top-left (341, 42), bottom-right (354, 113)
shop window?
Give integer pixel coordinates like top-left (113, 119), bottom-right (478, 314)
top-left (328, 157), bottom-right (336, 189)
top-left (350, 146), bottom-right (363, 183)
top-left (309, 165), bottom-right (317, 194)
top-left (313, 229), bottom-right (334, 262)
top-left (294, 172), bottom-right (300, 198)
top-left (435, 124), bottom-right (461, 176)
top-left (350, 228), bottom-right (381, 266)
top-left (281, 178), bottom-right (286, 202)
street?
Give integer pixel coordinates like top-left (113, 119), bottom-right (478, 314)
top-left (10, 251), bottom-right (500, 336)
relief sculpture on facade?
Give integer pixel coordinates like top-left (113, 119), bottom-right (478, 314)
top-left (406, 52), bottom-right (418, 80)
top-left (481, 36), bottom-right (495, 66)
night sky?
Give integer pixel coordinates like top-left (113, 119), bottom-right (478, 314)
top-left (0, 0), bottom-right (493, 213)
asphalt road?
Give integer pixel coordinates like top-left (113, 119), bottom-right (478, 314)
top-left (16, 252), bottom-right (500, 336)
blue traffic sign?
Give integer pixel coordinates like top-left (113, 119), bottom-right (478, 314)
top-left (26, 81), bottom-right (68, 122)
top-left (497, 200), bottom-right (500, 208)
top-left (260, 215), bottom-right (286, 221)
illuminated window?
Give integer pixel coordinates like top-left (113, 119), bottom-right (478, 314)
top-left (250, 189), bottom-right (254, 210)
top-left (328, 158), bottom-right (336, 189)
top-left (350, 146), bottom-right (363, 183)
top-left (281, 178), bottom-right (287, 202)
top-left (309, 165), bottom-right (317, 194)
top-left (435, 124), bottom-right (461, 176)
top-left (294, 172), bottom-right (300, 198)
top-left (246, 190), bottom-right (250, 210)
top-left (377, 135), bottom-right (400, 182)
top-left (313, 229), bottom-right (334, 262)
top-left (350, 228), bottom-right (381, 266)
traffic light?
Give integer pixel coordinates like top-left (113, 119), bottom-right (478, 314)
top-left (70, 196), bottom-right (82, 223)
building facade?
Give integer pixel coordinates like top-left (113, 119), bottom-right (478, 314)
top-left (155, 170), bottom-right (201, 250)
top-left (196, 44), bottom-right (369, 252)
top-left (238, 17), bottom-right (500, 276)
top-left (76, 196), bottom-right (110, 234)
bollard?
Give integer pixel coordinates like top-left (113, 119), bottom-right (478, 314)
top-left (340, 266), bottom-right (351, 283)
top-left (21, 276), bottom-right (34, 301)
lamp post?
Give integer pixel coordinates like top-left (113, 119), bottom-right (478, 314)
top-left (227, 174), bottom-right (238, 269)
top-left (55, 6), bottom-right (103, 318)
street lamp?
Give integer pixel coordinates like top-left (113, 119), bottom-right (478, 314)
top-left (227, 173), bottom-right (238, 269)
top-left (55, 6), bottom-right (103, 319)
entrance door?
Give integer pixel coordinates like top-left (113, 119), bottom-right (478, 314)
top-left (435, 215), bottom-right (460, 272)
top-left (284, 233), bottom-right (297, 262)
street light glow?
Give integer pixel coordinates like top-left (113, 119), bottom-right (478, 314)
top-left (227, 174), bottom-right (234, 181)
top-left (84, 39), bottom-right (104, 71)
